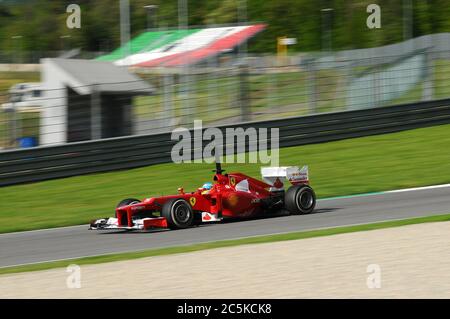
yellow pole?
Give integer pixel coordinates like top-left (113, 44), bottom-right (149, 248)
top-left (277, 36), bottom-right (287, 57)
top-left (277, 36), bottom-right (287, 66)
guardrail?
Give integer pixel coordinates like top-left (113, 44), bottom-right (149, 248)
top-left (1, 98), bottom-right (450, 187)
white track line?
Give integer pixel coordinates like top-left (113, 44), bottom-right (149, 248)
top-left (385, 183), bottom-right (450, 193)
top-left (0, 225), bottom-right (86, 237)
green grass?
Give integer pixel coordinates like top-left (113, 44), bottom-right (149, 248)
top-left (113, 60), bottom-right (450, 125)
top-left (435, 59), bottom-right (450, 99)
top-left (1, 213), bottom-right (449, 276)
top-left (135, 68), bottom-right (366, 125)
top-left (0, 124), bottom-right (450, 233)
top-left (0, 71), bottom-right (40, 92)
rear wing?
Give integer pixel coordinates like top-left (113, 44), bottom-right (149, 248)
top-left (261, 166), bottom-right (309, 191)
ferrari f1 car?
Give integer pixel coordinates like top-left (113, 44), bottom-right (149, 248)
top-left (89, 163), bottom-right (316, 231)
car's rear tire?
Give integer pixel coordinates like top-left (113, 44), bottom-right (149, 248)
top-left (162, 198), bottom-right (194, 230)
top-left (284, 185), bottom-right (316, 215)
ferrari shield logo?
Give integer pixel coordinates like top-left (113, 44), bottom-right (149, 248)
top-left (189, 197), bottom-right (196, 206)
top-left (230, 176), bottom-right (236, 186)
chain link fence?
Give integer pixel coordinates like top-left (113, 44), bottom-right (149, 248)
top-left (1, 39), bottom-right (450, 151)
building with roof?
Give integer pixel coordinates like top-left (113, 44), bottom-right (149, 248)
top-left (40, 58), bottom-right (154, 146)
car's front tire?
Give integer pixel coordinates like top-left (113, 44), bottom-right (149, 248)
top-left (162, 198), bottom-right (194, 230)
top-left (284, 185), bottom-right (316, 215)
top-left (115, 198), bottom-right (141, 219)
top-left (116, 198), bottom-right (141, 208)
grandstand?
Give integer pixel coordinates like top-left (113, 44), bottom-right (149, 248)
top-left (96, 24), bottom-right (266, 67)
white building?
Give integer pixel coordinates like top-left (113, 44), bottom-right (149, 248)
top-left (40, 58), bottom-right (154, 146)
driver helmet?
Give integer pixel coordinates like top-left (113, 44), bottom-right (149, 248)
top-left (202, 182), bottom-right (213, 190)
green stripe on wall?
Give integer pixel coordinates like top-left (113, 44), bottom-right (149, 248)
top-left (96, 29), bottom-right (201, 62)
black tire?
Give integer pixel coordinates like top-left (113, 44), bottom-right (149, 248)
top-left (284, 185), bottom-right (316, 215)
top-left (116, 198), bottom-right (141, 208)
top-left (161, 198), bottom-right (194, 230)
top-left (115, 198), bottom-right (141, 217)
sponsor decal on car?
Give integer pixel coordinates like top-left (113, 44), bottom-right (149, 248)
top-left (228, 194), bottom-right (239, 207)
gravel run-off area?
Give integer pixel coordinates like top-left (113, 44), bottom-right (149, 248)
top-left (1, 222), bottom-right (449, 298)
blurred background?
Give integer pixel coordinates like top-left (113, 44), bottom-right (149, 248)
top-left (0, 0), bottom-right (450, 149)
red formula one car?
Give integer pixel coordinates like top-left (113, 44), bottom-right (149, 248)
top-left (89, 163), bottom-right (316, 231)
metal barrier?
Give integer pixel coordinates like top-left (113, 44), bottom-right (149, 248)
top-left (1, 98), bottom-right (450, 187)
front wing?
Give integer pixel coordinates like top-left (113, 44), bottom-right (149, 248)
top-left (89, 212), bottom-right (222, 231)
top-left (89, 217), bottom-right (168, 230)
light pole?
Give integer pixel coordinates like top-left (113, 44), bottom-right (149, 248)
top-left (178, 0), bottom-right (188, 31)
top-left (144, 5), bottom-right (158, 31)
top-left (120, 0), bottom-right (131, 61)
top-left (8, 85), bottom-right (22, 148)
top-left (11, 35), bottom-right (23, 64)
top-left (403, 0), bottom-right (413, 41)
top-left (178, 0), bottom-right (191, 124)
top-left (60, 35), bottom-right (71, 53)
top-left (178, 0), bottom-right (188, 66)
top-left (237, 0), bottom-right (248, 61)
top-left (321, 8), bottom-right (333, 52)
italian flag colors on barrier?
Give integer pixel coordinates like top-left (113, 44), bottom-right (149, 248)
top-left (96, 24), bottom-right (266, 67)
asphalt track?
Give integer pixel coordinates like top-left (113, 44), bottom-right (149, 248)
top-left (1, 184), bottom-right (449, 268)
